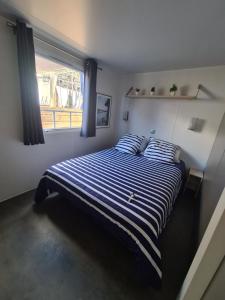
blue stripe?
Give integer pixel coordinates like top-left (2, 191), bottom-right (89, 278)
top-left (144, 138), bottom-right (178, 163)
top-left (35, 147), bottom-right (184, 284)
top-left (115, 134), bottom-right (144, 154)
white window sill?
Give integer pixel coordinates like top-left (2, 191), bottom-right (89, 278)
top-left (43, 126), bottom-right (110, 136)
top-left (44, 127), bottom-right (81, 134)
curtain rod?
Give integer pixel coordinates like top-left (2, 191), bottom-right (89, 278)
top-left (6, 21), bottom-right (103, 71)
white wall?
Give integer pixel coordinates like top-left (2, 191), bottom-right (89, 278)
top-left (0, 16), bottom-right (121, 202)
top-left (203, 256), bottom-right (225, 300)
top-left (199, 112), bottom-right (225, 239)
top-left (119, 67), bottom-right (225, 169)
top-left (178, 188), bottom-right (225, 300)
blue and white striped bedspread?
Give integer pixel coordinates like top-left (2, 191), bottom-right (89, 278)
top-left (35, 148), bottom-right (184, 285)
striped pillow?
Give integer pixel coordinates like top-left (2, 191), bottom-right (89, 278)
top-left (115, 134), bottom-right (144, 154)
top-left (139, 136), bottom-right (149, 153)
top-left (144, 138), bottom-right (178, 163)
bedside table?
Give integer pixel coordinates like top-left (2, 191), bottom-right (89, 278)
top-left (185, 167), bottom-right (204, 197)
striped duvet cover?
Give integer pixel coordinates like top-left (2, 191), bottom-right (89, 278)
top-left (35, 148), bottom-right (185, 286)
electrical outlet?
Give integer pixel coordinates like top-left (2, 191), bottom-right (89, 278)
top-left (150, 129), bottom-right (156, 134)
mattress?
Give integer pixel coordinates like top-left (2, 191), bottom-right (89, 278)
top-left (35, 148), bottom-right (185, 286)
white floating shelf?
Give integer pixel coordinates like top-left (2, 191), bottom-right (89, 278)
top-left (125, 84), bottom-right (202, 100)
top-left (126, 95), bottom-right (197, 100)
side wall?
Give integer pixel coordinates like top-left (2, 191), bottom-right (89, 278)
top-left (0, 16), bottom-right (121, 202)
top-left (178, 188), bottom-right (225, 300)
top-left (199, 112), bottom-right (225, 239)
top-left (203, 256), bottom-right (225, 300)
top-left (119, 67), bottom-right (225, 169)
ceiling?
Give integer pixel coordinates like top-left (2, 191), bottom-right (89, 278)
top-left (1, 0), bottom-right (225, 73)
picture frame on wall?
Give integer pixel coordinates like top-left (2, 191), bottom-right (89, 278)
top-left (96, 93), bottom-right (112, 128)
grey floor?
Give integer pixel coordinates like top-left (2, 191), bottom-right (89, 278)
top-left (0, 190), bottom-right (198, 300)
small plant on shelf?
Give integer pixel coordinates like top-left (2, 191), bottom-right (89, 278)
top-left (170, 84), bottom-right (178, 96)
top-left (135, 88), bottom-right (140, 95)
top-left (150, 87), bottom-right (155, 96)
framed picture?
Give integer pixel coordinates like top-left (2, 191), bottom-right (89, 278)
top-left (96, 93), bottom-right (112, 128)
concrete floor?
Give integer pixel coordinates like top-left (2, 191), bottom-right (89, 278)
top-left (0, 190), bottom-right (198, 300)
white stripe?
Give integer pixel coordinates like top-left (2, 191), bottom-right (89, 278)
top-left (93, 150), bottom-right (182, 199)
top-left (144, 139), bottom-right (177, 162)
top-left (102, 150), bottom-right (181, 181)
top-left (65, 158), bottom-right (166, 214)
top-left (61, 160), bottom-right (161, 234)
top-left (64, 159), bottom-right (165, 224)
top-left (77, 155), bottom-right (171, 211)
top-left (90, 148), bottom-right (181, 198)
top-left (86, 150), bottom-right (181, 186)
top-left (115, 134), bottom-right (143, 154)
top-left (79, 154), bottom-right (175, 199)
top-left (66, 157), bottom-right (167, 210)
top-left (47, 169), bottom-right (161, 258)
top-left (52, 164), bottom-right (158, 237)
top-left (44, 175), bottom-right (162, 278)
top-left (79, 153), bottom-right (176, 196)
top-left (68, 149), bottom-right (181, 223)
top-left (75, 148), bottom-right (181, 216)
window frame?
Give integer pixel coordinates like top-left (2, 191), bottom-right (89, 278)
top-left (35, 54), bottom-right (84, 132)
top-left (34, 38), bottom-right (84, 132)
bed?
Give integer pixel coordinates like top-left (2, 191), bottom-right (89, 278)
top-left (35, 147), bottom-right (185, 287)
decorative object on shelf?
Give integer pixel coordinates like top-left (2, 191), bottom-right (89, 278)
top-left (135, 88), bottom-right (140, 95)
top-left (170, 84), bottom-right (178, 96)
top-left (126, 87), bottom-right (133, 96)
top-left (141, 89), bottom-right (146, 96)
top-left (96, 93), bottom-right (111, 128)
top-left (150, 87), bottom-right (156, 96)
top-left (123, 111), bottom-right (129, 121)
top-left (180, 85), bottom-right (189, 96)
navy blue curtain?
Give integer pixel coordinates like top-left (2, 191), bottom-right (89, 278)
top-left (80, 58), bottom-right (97, 137)
top-left (16, 21), bottom-right (45, 145)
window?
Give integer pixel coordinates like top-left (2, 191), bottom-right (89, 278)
top-left (35, 55), bottom-right (83, 130)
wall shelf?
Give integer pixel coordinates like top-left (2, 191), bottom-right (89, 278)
top-left (125, 84), bottom-right (202, 100)
top-left (126, 95), bottom-right (197, 100)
